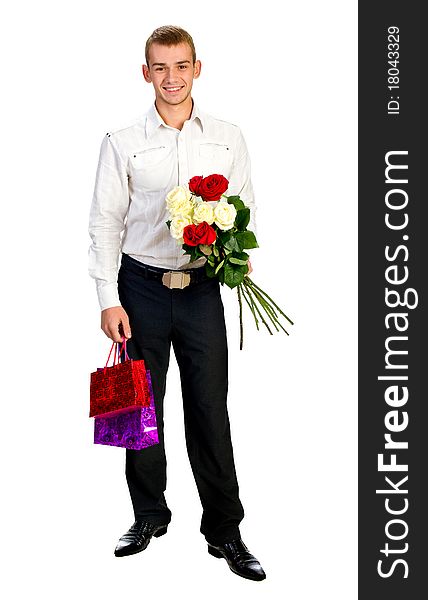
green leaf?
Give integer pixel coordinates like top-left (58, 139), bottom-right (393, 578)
top-left (227, 196), bottom-right (245, 211)
top-left (212, 245), bottom-right (219, 257)
top-left (224, 262), bottom-right (247, 289)
top-left (234, 208), bottom-right (250, 231)
top-left (218, 230), bottom-right (231, 245)
top-left (224, 236), bottom-right (241, 252)
top-left (234, 251), bottom-right (249, 261)
top-left (229, 257), bottom-right (248, 266)
top-left (207, 255), bottom-right (215, 265)
top-left (235, 230), bottom-right (259, 249)
top-left (215, 259), bottom-right (225, 274)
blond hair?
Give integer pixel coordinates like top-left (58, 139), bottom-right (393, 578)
top-left (145, 25), bottom-right (196, 67)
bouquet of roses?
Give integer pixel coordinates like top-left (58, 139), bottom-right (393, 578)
top-left (165, 173), bottom-right (293, 349)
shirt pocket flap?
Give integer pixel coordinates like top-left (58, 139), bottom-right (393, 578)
top-left (199, 142), bottom-right (231, 159)
top-left (130, 145), bottom-right (170, 169)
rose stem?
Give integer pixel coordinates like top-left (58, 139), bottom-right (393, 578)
top-left (245, 281), bottom-right (282, 328)
top-left (243, 282), bottom-right (273, 335)
top-left (246, 278), bottom-right (294, 325)
top-left (245, 283), bottom-right (281, 332)
top-left (246, 283), bottom-right (289, 335)
top-left (240, 281), bottom-right (259, 326)
top-left (240, 283), bottom-right (259, 330)
top-left (237, 285), bottom-right (244, 350)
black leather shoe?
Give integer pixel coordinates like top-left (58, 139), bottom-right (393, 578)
top-left (207, 538), bottom-right (266, 581)
top-left (114, 520), bottom-right (168, 557)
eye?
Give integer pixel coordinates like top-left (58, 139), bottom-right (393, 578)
top-left (179, 65), bottom-right (187, 69)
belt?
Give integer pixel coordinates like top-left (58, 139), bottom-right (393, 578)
top-left (121, 254), bottom-right (209, 289)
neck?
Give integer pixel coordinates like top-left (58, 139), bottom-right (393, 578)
top-left (155, 96), bottom-right (194, 131)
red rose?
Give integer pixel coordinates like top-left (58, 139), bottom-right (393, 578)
top-left (189, 175), bottom-right (204, 196)
top-left (198, 174), bottom-right (229, 201)
top-left (183, 221), bottom-right (217, 246)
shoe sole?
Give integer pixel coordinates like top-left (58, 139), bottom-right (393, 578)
top-left (114, 525), bottom-right (168, 557)
top-left (207, 545), bottom-right (266, 581)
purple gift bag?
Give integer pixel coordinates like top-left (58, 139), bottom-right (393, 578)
top-left (94, 370), bottom-right (159, 450)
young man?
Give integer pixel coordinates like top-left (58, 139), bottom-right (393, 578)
top-left (88, 25), bottom-right (265, 582)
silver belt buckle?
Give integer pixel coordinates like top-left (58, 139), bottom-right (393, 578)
top-left (162, 271), bottom-right (191, 289)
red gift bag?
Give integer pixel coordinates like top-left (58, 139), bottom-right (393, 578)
top-left (89, 337), bottom-right (151, 418)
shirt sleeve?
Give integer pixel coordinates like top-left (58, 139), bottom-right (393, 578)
top-left (88, 134), bottom-right (130, 311)
top-left (227, 127), bottom-right (257, 236)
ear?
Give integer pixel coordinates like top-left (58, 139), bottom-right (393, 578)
top-left (193, 59), bottom-right (202, 79)
top-left (142, 64), bottom-right (152, 83)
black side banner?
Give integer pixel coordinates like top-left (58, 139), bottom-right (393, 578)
top-left (359, 2), bottom-right (427, 597)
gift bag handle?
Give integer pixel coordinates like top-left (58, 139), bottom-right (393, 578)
top-left (119, 337), bottom-right (130, 361)
top-left (103, 336), bottom-right (130, 373)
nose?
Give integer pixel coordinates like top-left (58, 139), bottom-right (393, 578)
top-left (164, 67), bottom-right (181, 83)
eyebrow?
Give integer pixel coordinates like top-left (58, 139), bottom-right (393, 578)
top-left (151, 60), bottom-right (191, 67)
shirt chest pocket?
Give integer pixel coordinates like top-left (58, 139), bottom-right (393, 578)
top-left (129, 145), bottom-right (173, 191)
top-left (198, 142), bottom-right (233, 177)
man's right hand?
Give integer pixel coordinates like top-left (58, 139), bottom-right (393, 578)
top-left (101, 306), bottom-right (132, 342)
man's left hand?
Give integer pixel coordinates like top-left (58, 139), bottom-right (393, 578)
top-left (246, 259), bottom-right (253, 276)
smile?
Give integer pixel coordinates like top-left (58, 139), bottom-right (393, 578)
top-left (163, 86), bottom-right (184, 93)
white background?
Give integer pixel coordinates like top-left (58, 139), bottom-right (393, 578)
top-left (1, 1), bottom-right (357, 598)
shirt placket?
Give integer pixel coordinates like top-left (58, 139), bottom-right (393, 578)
top-left (177, 125), bottom-right (189, 187)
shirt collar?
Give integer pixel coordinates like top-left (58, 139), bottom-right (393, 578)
top-left (145, 98), bottom-right (205, 138)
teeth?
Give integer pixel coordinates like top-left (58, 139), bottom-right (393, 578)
top-left (165, 87), bottom-right (182, 91)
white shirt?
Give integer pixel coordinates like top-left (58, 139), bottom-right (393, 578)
top-left (88, 99), bottom-right (257, 311)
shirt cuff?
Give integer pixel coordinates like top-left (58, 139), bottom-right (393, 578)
top-left (96, 282), bottom-right (121, 311)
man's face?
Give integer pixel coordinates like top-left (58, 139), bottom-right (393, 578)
top-left (142, 42), bottom-right (201, 107)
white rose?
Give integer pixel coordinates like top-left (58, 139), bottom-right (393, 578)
top-left (213, 201), bottom-right (237, 231)
top-left (166, 186), bottom-right (194, 218)
top-left (170, 215), bottom-right (192, 241)
top-left (193, 201), bottom-right (215, 225)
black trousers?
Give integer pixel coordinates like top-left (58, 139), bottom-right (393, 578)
top-left (117, 252), bottom-right (245, 545)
